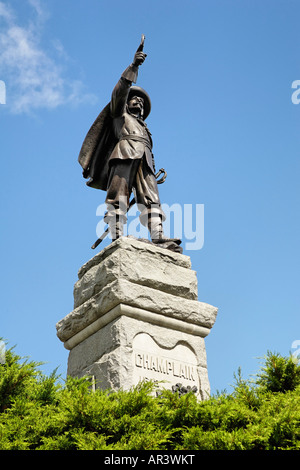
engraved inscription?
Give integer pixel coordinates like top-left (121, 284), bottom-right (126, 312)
top-left (135, 352), bottom-right (196, 381)
top-left (132, 333), bottom-right (200, 391)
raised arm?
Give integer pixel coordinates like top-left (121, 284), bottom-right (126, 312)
top-left (110, 35), bottom-right (147, 118)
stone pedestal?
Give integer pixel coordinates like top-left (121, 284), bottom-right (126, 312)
top-left (56, 237), bottom-right (218, 399)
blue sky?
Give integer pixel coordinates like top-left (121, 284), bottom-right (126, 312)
top-left (1, 0), bottom-right (299, 394)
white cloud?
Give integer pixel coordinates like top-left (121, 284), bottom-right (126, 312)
top-left (0, 2), bottom-right (13, 22)
top-left (0, 0), bottom-right (96, 114)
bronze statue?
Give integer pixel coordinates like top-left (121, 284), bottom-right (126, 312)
top-left (78, 36), bottom-right (182, 253)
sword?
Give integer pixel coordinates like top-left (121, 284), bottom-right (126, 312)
top-left (137, 34), bottom-right (145, 52)
top-left (91, 168), bottom-right (167, 249)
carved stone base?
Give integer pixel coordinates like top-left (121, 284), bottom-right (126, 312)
top-left (56, 237), bottom-right (218, 399)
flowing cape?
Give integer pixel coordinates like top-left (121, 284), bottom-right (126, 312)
top-left (78, 103), bottom-right (117, 191)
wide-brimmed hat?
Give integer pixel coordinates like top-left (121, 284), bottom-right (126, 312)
top-left (127, 86), bottom-right (151, 119)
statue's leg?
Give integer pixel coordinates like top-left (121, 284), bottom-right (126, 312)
top-left (136, 158), bottom-right (182, 252)
top-left (146, 208), bottom-right (166, 241)
top-left (105, 159), bottom-right (139, 240)
top-left (135, 158), bottom-right (166, 241)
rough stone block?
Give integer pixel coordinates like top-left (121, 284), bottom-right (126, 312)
top-left (56, 237), bottom-right (218, 399)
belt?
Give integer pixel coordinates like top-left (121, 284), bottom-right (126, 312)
top-left (119, 134), bottom-right (152, 151)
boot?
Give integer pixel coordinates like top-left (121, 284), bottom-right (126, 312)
top-left (148, 213), bottom-right (164, 242)
top-left (148, 213), bottom-right (182, 253)
top-left (104, 210), bottom-right (126, 241)
top-left (108, 217), bottom-right (124, 241)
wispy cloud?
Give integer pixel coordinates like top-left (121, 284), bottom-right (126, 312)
top-left (0, 0), bottom-right (96, 114)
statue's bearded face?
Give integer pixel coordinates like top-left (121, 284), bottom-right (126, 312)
top-left (128, 95), bottom-right (144, 117)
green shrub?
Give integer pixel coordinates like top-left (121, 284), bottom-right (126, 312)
top-left (255, 351), bottom-right (300, 393)
top-left (0, 343), bottom-right (299, 450)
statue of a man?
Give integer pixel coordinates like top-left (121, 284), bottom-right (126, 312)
top-left (78, 36), bottom-right (181, 253)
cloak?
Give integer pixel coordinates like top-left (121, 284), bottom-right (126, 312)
top-left (78, 103), bottom-right (117, 191)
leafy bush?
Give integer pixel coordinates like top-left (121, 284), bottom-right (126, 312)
top-left (0, 343), bottom-right (299, 450)
top-left (255, 351), bottom-right (300, 392)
